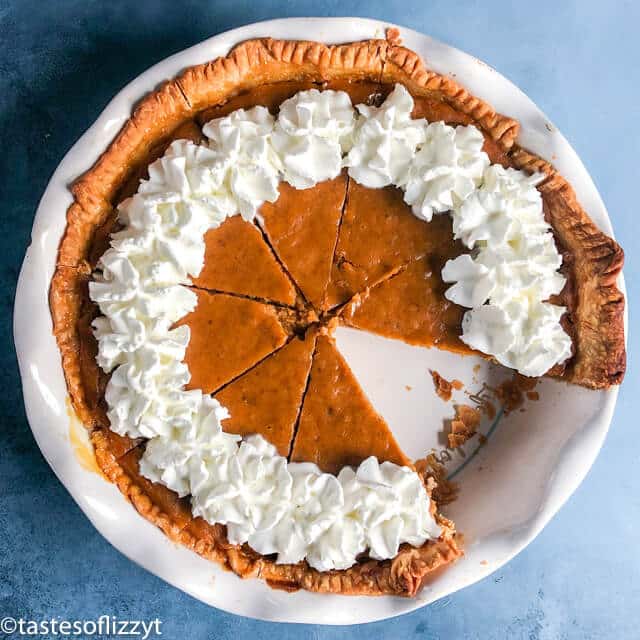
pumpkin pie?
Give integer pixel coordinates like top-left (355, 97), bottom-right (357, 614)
top-left (50, 35), bottom-right (625, 599)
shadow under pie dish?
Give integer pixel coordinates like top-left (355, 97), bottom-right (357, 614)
top-left (49, 34), bottom-right (625, 597)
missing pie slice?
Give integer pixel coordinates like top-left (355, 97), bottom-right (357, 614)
top-left (50, 35), bottom-right (625, 598)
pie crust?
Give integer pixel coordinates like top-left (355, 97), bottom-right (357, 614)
top-left (50, 35), bottom-right (625, 597)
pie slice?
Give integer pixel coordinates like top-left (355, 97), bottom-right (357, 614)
top-left (121, 118), bottom-right (298, 307)
top-left (178, 289), bottom-right (289, 394)
top-left (215, 328), bottom-right (318, 456)
top-left (341, 255), bottom-right (469, 354)
top-left (259, 173), bottom-right (348, 310)
top-left (325, 181), bottom-right (460, 309)
top-left (192, 215), bottom-right (297, 306)
top-left (290, 334), bottom-right (411, 474)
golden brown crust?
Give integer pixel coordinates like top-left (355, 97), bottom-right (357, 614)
top-left (510, 147), bottom-right (626, 388)
top-left (92, 432), bottom-right (189, 544)
top-left (57, 203), bottom-right (113, 270)
top-left (177, 38), bottom-right (387, 113)
top-left (258, 515), bottom-right (461, 597)
top-left (50, 36), bottom-right (624, 597)
top-left (51, 266), bottom-right (88, 421)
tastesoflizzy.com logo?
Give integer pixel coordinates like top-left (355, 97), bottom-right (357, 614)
top-left (0, 615), bottom-right (162, 638)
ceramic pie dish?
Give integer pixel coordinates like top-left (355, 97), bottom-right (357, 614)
top-left (15, 17), bottom-right (626, 624)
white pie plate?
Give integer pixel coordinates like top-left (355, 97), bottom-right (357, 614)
top-left (14, 17), bottom-right (625, 625)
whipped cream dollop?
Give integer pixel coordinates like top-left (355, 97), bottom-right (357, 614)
top-left (403, 121), bottom-right (489, 222)
top-left (91, 83), bottom-right (571, 571)
top-left (271, 89), bottom-right (356, 189)
top-left (201, 107), bottom-right (282, 218)
top-left (346, 84), bottom-right (426, 188)
top-left (139, 396), bottom-right (239, 497)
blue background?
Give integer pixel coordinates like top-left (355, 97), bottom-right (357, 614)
top-left (2, 1), bottom-right (638, 638)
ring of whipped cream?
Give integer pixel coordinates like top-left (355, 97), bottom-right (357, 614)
top-left (89, 85), bottom-right (571, 571)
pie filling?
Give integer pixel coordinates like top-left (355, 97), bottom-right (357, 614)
top-left (86, 82), bottom-right (574, 572)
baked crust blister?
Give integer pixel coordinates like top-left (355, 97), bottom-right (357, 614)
top-left (50, 35), bottom-right (625, 597)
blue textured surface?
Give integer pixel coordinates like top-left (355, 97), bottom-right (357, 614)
top-left (2, 1), bottom-right (639, 638)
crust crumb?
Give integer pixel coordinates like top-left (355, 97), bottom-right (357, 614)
top-left (341, 290), bottom-right (368, 317)
top-left (385, 27), bottom-right (402, 46)
top-left (319, 316), bottom-right (340, 336)
top-left (447, 405), bottom-right (481, 449)
top-left (431, 370), bottom-right (452, 401)
top-left (302, 306), bottom-right (319, 325)
top-left (415, 454), bottom-right (459, 506)
top-left (491, 374), bottom-right (538, 415)
top-left (430, 370), bottom-right (462, 402)
top-left (484, 401), bottom-right (496, 419)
